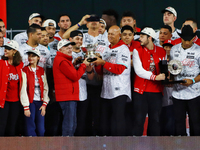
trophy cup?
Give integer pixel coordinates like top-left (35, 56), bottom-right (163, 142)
top-left (81, 44), bottom-right (98, 62)
top-left (159, 60), bottom-right (186, 84)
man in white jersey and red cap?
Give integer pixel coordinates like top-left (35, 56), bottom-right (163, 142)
top-left (132, 27), bottom-right (166, 136)
top-left (170, 25), bottom-right (200, 136)
top-left (14, 13), bottom-right (44, 46)
top-left (93, 25), bottom-right (131, 136)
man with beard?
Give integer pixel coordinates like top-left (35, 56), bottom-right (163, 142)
top-left (54, 14), bottom-right (71, 41)
top-left (14, 13), bottom-right (44, 46)
top-left (18, 24), bottom-right (51, 70)
top-left (132, 27), bottom-right (166, 136)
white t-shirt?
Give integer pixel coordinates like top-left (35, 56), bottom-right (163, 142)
top-left (72, 50), bottom-right (87, 101)
top-left (32, 67), bottom-right (41, 101)
top-left (48, 38), bottom-right (59, 65)
top-left (101, 44), bottom-right (131, 101)
top-left (18, 43), bottom-right (52, 70)
top-left (13, 31), bottom-right (28, 46)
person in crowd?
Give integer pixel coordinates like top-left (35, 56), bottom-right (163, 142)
top-left (174, 18), bottom-right (200, 45)
top-left (93, 25), bottom-right (131, 136)
top-left (132, 27), bottom-right (166, 136)
top-left (18, 24), bottom-right (51, 70)
top-left (101, 9), bottom-right (119, 30)
top-left (120, 11), bottom-right (141, 40)
top-left (69, 30), bottom-right (96, 136)
top-left (14, 13), bottom-right (44, 46)
top-left (0, 19), bottom-right (10, 44)
top-left (0, 40), bottom-right (23, 136)
top-left (170, 25), bottom-right (200, 136)
top-left (0, 29), bottom-right (4, 59)
top-left (20, 48), bottom-right (49, 136)
top-left (54, 14), bottom-right (72, 41)
top-left (155, 6), bottom-right (180, 40)
top-left (160, 39), bottom-right (176, 136)
top-left (154, 25), bottom-right (172, 47)
top-left (53, 39), bottom-right (90, 136)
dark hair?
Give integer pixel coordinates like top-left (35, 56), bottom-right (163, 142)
top-left (0, 19), bottom-right (3, 22)
top-left (102, 9), bottom-right (119, 22)
top-left (41, 27), bottom-right (46, 31)
top-left (2, 51), bottom-right (22, 66)
top-left (27, 24), bottom-right (41, 37)
top-left (161, 25), bottom-right (172, 33)
top-left (147, 35), bottom-right (155, 42)
top-left (122, 11), bottom-right (136, 20)
top-left (58, 14), bottom-right (71, 22)
top-left (121, 25), bottom-right (134, 33)
top-left (185, 17), bottom-right (198, 28)
top-left (70, 30), bottom-right (83, 38)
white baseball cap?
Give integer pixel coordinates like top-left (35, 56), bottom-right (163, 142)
top-left (29, 13), bottom-right (43, 20)
top-left (162, 6), bottom-right (177, 17)
top-left (137, 27), bottom-right (156, 39)
top-left (43, 19), bottom-right (56, 28)
top-left (3, 40), bottom-right (19, 51)
top-left (57, 39), bottom-right (75, 50)
top-left (27, 47), bottom-right (41, 57)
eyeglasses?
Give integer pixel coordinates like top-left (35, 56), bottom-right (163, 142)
top-left (65, 47), bottom-right (73, 50)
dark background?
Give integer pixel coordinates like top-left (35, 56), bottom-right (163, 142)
top-left (6, 0), bottom-right (200, 37)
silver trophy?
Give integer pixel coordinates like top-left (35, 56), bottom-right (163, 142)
top-left (159, 60), bottom-right (186, 84)
top-left (81, 43), bottom-right (98, 62)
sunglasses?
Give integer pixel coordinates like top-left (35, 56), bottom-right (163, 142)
top-left (4, 46), bottom-right (13, 50)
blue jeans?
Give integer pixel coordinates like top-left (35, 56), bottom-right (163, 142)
top-left (25, 101), bottom-right (45, 136)
top-left (59, 101), bottom-right (77, 136)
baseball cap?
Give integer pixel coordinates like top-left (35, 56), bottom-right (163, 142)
top-left (29, 13), bottom-right (44, 21)
top-left (87, 14), bottom-right (100, 22)
top-left (162, 39), bottom-right (175, 47)
top-left (70, 30), bottom-right (83, 38)
top-left (137, 27), bottom-right (156, 39)
top-left (100, 19), bottom-right (107, 27)
top-left (178, 25), bottom-right (196, 41)
top-left (161, 6), bottom-right (177, 17)
top-left (27, 47), bottom-right (41, 57)
top-left (43, 19), bottom-right (56, 28)
top-left (2, 40), bottom-right (19, 51)
top-left (57, 39), bottom-right (75, 50)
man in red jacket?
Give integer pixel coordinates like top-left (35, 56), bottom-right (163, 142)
top-left (53, 39), bottom-right (89, 136)
top-left (132, 27), bottom-right (166, 136)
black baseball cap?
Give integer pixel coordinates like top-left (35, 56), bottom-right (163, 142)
top-left (86, 14), bottom-right (100, 22)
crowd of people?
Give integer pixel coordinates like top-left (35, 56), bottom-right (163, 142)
top-left (0, 6), bottom-right (200, 137)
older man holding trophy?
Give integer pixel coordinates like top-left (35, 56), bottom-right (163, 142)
top-left (170, 25), bottom-right (200, 136)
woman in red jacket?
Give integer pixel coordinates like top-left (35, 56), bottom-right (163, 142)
top-left (20, 48), bottom-right (49, 136)
top-left (0, 40), bottom-right (23, 136)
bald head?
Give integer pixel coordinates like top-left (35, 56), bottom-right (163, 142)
top-left (108, 25), bottom-right (121, 47)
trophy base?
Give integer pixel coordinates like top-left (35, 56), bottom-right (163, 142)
top-left (162, 80), bottom-right (187, 84)
top-left (87, 58), bottom-right (97, 62)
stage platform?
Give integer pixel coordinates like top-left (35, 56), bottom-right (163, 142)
top-left (1, 136), bottom-right (200, 150)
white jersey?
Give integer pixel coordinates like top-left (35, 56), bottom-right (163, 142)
top-left (155, 28), bottom-right (181, 41)
top-left (170, 43), bottom-right (200, 100)
top-left (18, 43), bottom-right (52, 70)
top-left (54, 32), bottom-right (62, 41)
top-left (13, 31), bottom-right (28, 46)
top-left (72, 50), bottom-right (87, 101)
top-left (3, 37), bottom-right (10, 44)
top-left (83, 33), bottom-right (110, 47)
top-left (100, 43), bottom-right (131, 100)
top-left (48, 38), bottom-right (59, 64)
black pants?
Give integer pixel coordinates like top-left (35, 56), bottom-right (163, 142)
top-left (100, 95), bottom-right (127, 136)
top-left (0, 101), bottom-right (21, 136)
top-left (75, 84), bottom-right (101, 136)
top-left (172, 96), bottom-right (200, 136)
top-left (132, 92), bottom-right (163, 136)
